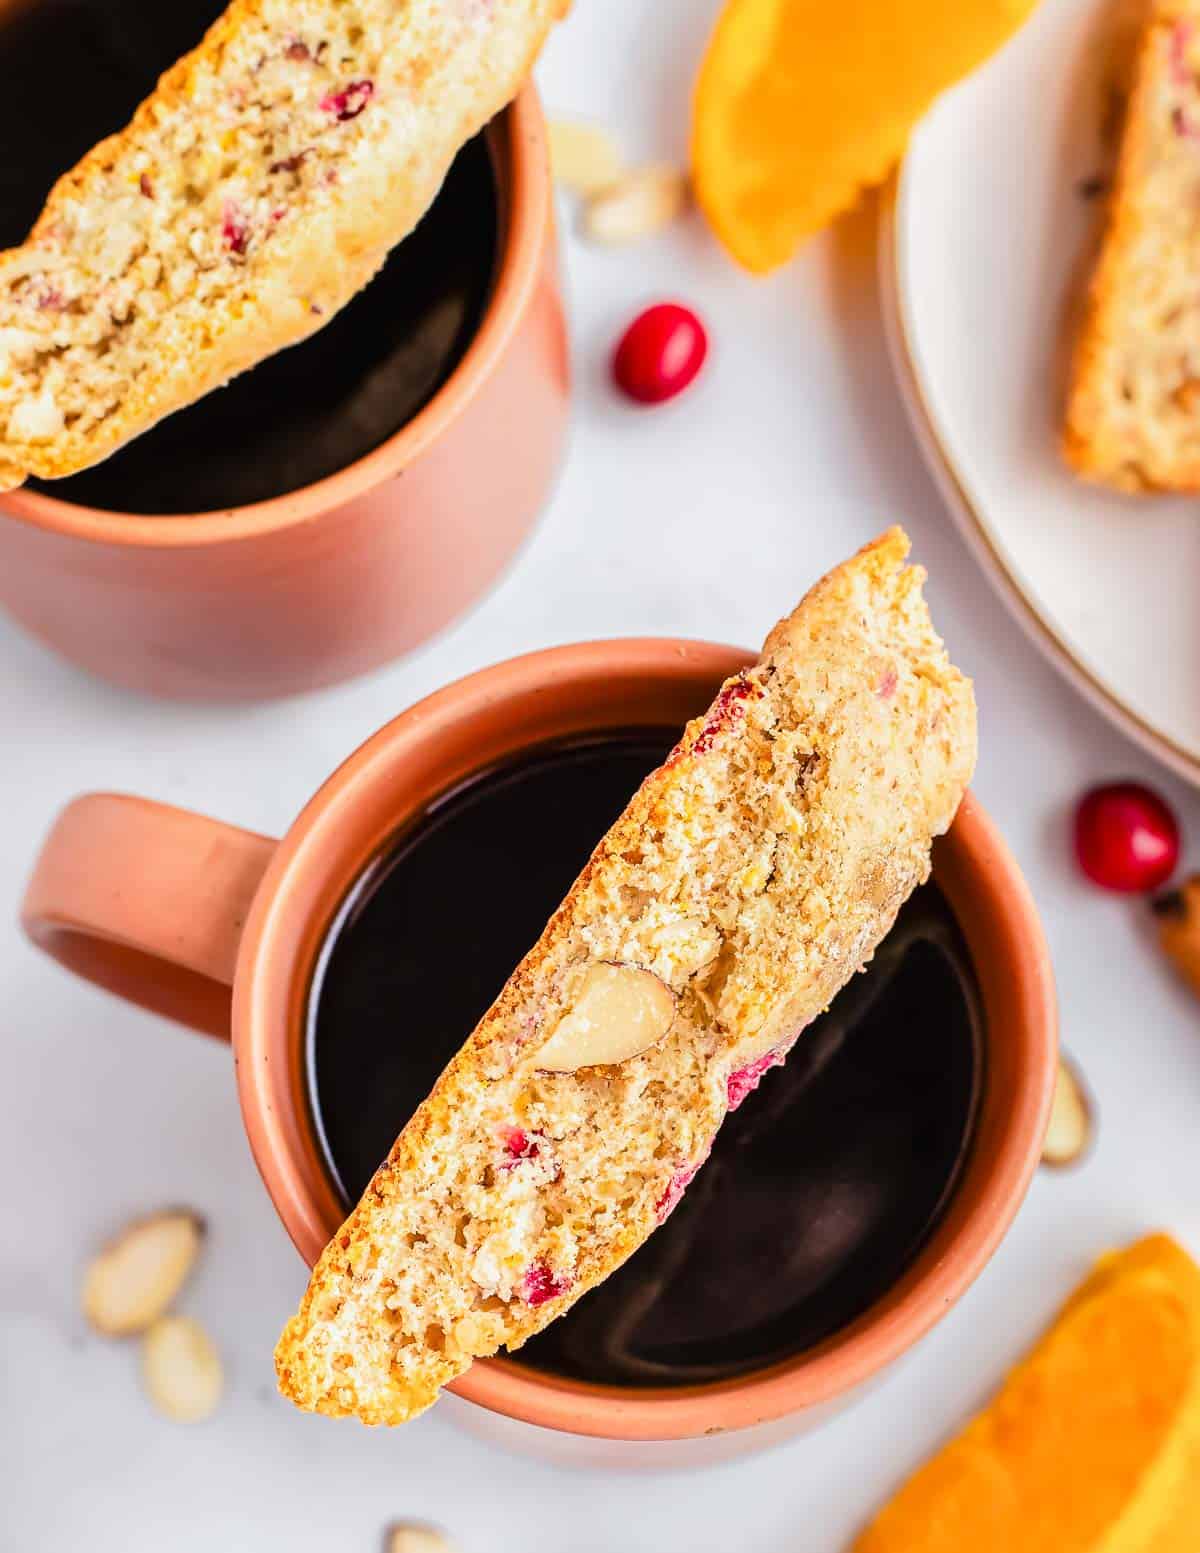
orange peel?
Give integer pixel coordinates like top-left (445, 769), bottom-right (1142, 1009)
top-left (853, 1234), bottom-right (1200, 1553)
top-left (691, 0), bottom-right (1039, 273)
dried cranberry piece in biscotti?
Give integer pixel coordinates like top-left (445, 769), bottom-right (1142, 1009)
top-left (221, 202), bottom-right (249, 256)
top-left (655, 1160), bottom-right (704, 1222)
top-left (692, 673), bottom-right (757, 755)
top-left (269, 150), bottom-right (310, 175)
top-left (521, 1262), bottom-right (572, 1307)
top-left (498, 1127), bottom-right (541, 1167)
top-left (320, 80), bottom-right (374, 121)
top-left (726, 1048), bottom-right (786, 1111)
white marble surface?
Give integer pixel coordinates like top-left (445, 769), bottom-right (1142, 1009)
top-left (4, 3), bottom-right (1200, 1548)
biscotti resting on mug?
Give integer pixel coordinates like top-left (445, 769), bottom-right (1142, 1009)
top-left (1064, 0), bottom-right (1200, 490)
top-left (0, 0), bottom-right (567, 490)
top-left (275, 527), bottom-right (978, 1426)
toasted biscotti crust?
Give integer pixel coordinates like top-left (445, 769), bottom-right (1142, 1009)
top-left (275, 528), bottom-right (977, 1426)
top-left (1064, 0), bottom-right (1200, 490)
top-left (0, 0), bottom-right (567, 491)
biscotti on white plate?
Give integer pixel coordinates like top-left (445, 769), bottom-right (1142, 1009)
top-left (0, 0), bottom-right (567, 491)
top-left (274, 528), bottom-right (978, 1427)
top-left (1064, 0), bottom-right (1200, 490)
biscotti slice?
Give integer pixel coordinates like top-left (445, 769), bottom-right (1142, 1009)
top-left (275, 527), bottom-right (977, 1427)
top-left (0, 0), bottom-right (567, 491)
top-left (1064, 0), bottom-right (1200, 490)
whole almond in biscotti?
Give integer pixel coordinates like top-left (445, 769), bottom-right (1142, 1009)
top-left (533, 963), bottom-right (677, 1071)
top-left (0, 0), bottom-right (569, 490)
top-left (275, 527), bottom-right (977, 1428)
top-left (82, 1210), bottom-right (205, 1337)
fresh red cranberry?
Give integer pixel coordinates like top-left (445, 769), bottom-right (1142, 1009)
top-left (612, 302), bottom-right (708, 405)
top-left (727, 1048), bottom-right (784, 1111)
top-left (320, 80), bottom-right (374, 121)
top-left (1074, 782), bottom-right (1180, 893)
top-left (521, 1260), bottom-right (571, 1306)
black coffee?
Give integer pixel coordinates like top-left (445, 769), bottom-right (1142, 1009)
top-left (0, 0), bottom-right (498, 514)
top-left (307, 730), bottom-right (984, 1388)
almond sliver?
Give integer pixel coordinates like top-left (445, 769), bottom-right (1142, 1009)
top-left (548, 119), bottom-right (622, 195)
top-left (583, 165), bottom-right (690, 245)
top-left (386, 1527), bottom-right (456, 1553)
top-left (1042, 1055), bottom-right (1093, 1169)
top-left (82, 1209), bottom-right (205, 1336)
top-left (142, 1315), bottom-right (223, 1422)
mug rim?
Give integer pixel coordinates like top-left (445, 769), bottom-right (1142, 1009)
top-left (0, 86), bottom-right (548, 548)
top-left (233, 638), bottom-right (1058, 1441)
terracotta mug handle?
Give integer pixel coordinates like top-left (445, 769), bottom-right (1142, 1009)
top-left (21, 794), bottom-right (277, 1039)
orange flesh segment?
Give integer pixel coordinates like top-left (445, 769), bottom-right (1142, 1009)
top-left (853, 1234), bottom-right (1200, 1553)
top-left (691, 0), bottom-right (1039, 273)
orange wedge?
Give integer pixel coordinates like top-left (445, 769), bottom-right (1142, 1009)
top-left (691, 0), bottom-right (1039, 273)
top-left (854, 1234), bottom-right (1200, 1553)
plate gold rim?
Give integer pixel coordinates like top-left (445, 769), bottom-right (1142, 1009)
top-left (879, 174), bottom-right (1200, 788)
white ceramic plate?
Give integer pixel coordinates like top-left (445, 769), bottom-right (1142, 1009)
top-left (881, 0), bottom-right (1200, 785)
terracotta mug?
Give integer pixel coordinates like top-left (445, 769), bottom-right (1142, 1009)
top-left (21, 640), bottom-right (1057, 1463)
top-left (0, 88), bottom-right (567, 703)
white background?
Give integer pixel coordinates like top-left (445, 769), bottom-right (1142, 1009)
top-left (4, 2), bottom-right (1200, 1548)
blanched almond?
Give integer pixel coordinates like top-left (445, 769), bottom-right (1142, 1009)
top-left (583, 165), bottom-right (689, 244)
top-left (141, 1315), bottom-right (223, 1422)
top-left (548, 119), bottom-right (622, 195)
top-left (385, 1526), bottom-right (456, 1553)
top-left (535, 963), bottom-right (676, 1072)
top-left (82, 1209), bottom-right (204, 1336)
top-left (1041, 1055), bottom-right (1093, 1169)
